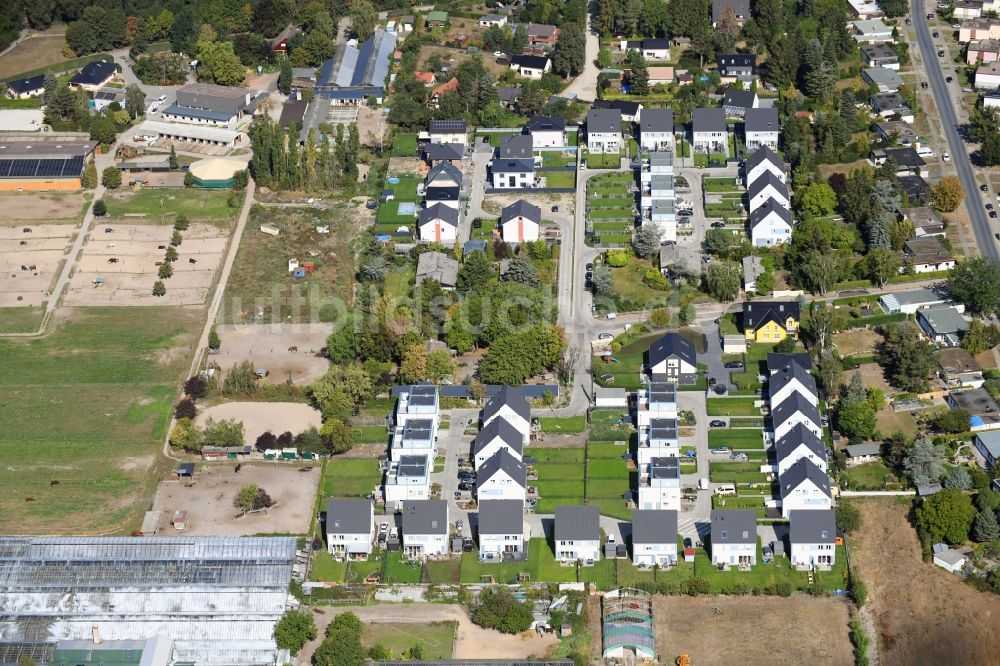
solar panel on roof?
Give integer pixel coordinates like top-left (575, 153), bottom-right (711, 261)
top-left (37, 159), bottom-right (63, 177)
top-left (62, 155), bottom-right (84, 176)
top-left (0, 159), bottom-right (12, 177)
top-left (10, 160), bottom-right (38, 177)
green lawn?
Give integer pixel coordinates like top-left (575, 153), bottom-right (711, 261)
top-left (708, 429), bottom-right (764, 449)
top-left (589, 410), bottom-right (635, 441)
top-left (532, 448), bottom-right (585, 513)
top-left (545, 171), bottom-right (576, 188)
top-left (844, 460), bottom-right (898, 490)
top-left (0, 307), bottom-right (201, 534)
top-left (425, 557), bottom-right (462, 584)
top-left (382, 550), bottom-right (423, 584)
top-left (538, 416), bottom-right (586, 432)
top-left (310, 550), bottom-right (347, 582)
top-left (587, 153), bottom-right (622, 168)
top-left (391, 132), bottom-right (418, 156)
top-left (103, 189), bottom-right (237, 225)
top-left (590, 208), bottom-right (633, 219)
top-left (607, 257), bottom-right (672, 311)
top-left (322, 458), bottom-right (381, 498)
top-left (362, 621), bottom-right (456, 660)
top-left (351, 425), bottom-right (389, 444)
top-left (709, 461), bottom-right (768, 483)
top-left (538, 152), bottom-right (575, 167)
top-left (384, 266), bottom-right (414, 304)
top-left (471, 218), bottom-right (498, 240)
top-left (703, 177), bottom-right (741, 192)
top-left (0, 306), bottom-right (46, 334)
top-left (706, 397), bottom-right (761, 416)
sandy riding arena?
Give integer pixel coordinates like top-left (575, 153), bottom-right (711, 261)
top-left (0, 224), bottom-right (75, 306)
top-left (214, 323), bottom-right (334, 385)
top-left (196, 401), bottom-right (322, 444)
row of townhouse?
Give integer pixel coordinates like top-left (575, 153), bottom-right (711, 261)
top-left (743, 146), bottom-right (792, 247)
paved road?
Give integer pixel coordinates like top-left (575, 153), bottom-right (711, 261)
top-left (912, 0), bottom-right (999, 261)
top-left (677, 391), bottom-right (712, 539)
top-left (560, 2), bottom-right (600, 102)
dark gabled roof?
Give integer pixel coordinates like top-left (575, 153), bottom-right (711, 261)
top-left (771, 392), bottom-right (822, 429)
top-left (426, 160), bottom-right (462, 186)
top-left (587, 107), bottom-right (622, 133)
top-left (402, 499), bottom-right (448, 535)
top-left (593, 99), bottom-right (641, 116)
top-left (743, 300), bottom-right (800, 332)
top-left (745, 107), bottom-right (780, 132)
top-left (632, 509), bottom-right (678, 545)
top-left (70, 60), bottom-right (118, 86)
top-left (648, 332), bottom-right (697, 368)
top-left (640, 108), bottom-right (673, 134)
top-left (429, 119), bottom-right (467, 133)
top-left (478, 499), bottom-right (524, 535)
top-left (501, 199), bottom-right (541, 224)
top-left (510, 54), bottom-right (550, 69)
top-left (492, 158), bottom-right (534, 173)
top-left (745, 145), bottom-right (785, 174)
top-left (625, 38), bottom-right (671, 51)
top-left (278, 99), bottom-right (308, 128)
top-left (748, 170), bottom-right (789, 202)
top-left (425, 186), bottom-right (460, 201)
top-left (692, 107), bottom-right (726, 133)
top-left (419, 202), bottom-right (459, 227)
top-left (477, 448), bottom-right (526, 490)
top-left (555, 505), bottom-right (599, 541)
top-left (498, 85), bottom-right (522, 104)
top-left (774, 423), bottom-right (827, 464)
top-left (473, 417), bottom-right (524, 456)
top-left (723, 88), bottom-right (756, 109)
top-left (768, 357), bottom-right (817, 400)
top-left (483, 386), bottom-right (531, 424)
top-left (710, 509), bottom-right (756, 545)
top-left (526, 115), bottom-right (566, 133)
top-left (425, 142), bottom-right (464, 160)
top-left (780, 458), bottom-right (832, 499)
top-left (326, 499), bottom-right (372, 534)
top-left (717, 53), bottom-right (757, 74)
top-left (713, 0), bottom-right (751, 21)
top-left (749, 197), bottom-right (793, 230)
top-left (882, 147), bottom-right (927, 169)
top-left (767, 352), bottom-right (812, 372)
top-left (498, 134), bottom-right (533, 159)
top-left (789, 509), bottom-right (837, 544)
top-left (6, 74), bottom-right (45, 95)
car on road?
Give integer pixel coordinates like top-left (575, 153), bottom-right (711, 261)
top-left (724, 360), bottom-right (744, 369)
top-left (906, 17), bottom-right (911, 24)
top-left (585, 271), bottom-right (593, 280)
top-left (952, 23), bottom-right (961, 28)
top-left (943, 152), bottom-right (951, 161)
top-left (711, 221), bottom-right (725, 228)
top-left (155, 94), bottom-right (167, 103)
top-left (927, 12), bottom-right (934, 18)
top-left (585, 279), bottom-right (593, 289)
top-left (921, 81), bottom-right (929, 88)
top-left (493, 51), bottom-right (506, 58)
top-left (712, 447), bottom-right (730, 455)
top-left (709, 419), bottom-right (727, 428)
top-left (937, 2), bottom-right (949, 7)
top-left (946, 76), bottom-right (953, 82)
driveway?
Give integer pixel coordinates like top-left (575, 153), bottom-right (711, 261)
top-left (700, 321), bottom-right (732, 392)
top-left (433, 408), bottom-right (479, 536)
top-left (677, 391), bottom-right (712, 538)
top-left (560, 2), bottom-right (600, 102)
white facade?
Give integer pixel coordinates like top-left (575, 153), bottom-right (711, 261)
top-left (976, 62), bottom-right (1000, 89)
top-left (776, 442), bottom-right (827, 476)
top-left (745, 128), bottom-right (779, 151)
top-left (711, 541), bottom-right (756, 567)
top-left (632, 541), bottom-right (678, 567)
top-left (781, 484), bottom-right (833, 517)
top-left (326, 503), bottom-right (374, 557)
top-left (384, 479), bottom-right (430, 506)
top-left (750, 208), bottom-right (792, 247)
top-left (403, 531), bottom-right (448, 556)
top-left (417, 215), bottom-right (457, 243)
top-left (745, 160), bottom-right (786, 186)
top-left (588, 131), bottom-right (622, 154)
top-left (430, 130), bottom-right (467, 145)
top-left (556, 538), bottom-right (600, 563)
top-left (474, 441), bottom-right (522, 469)
top-left (650, 355), bottom-right (696, 377)
top-left (530, 129), bottom-right (564, 147)
top-left (790, 540), bottom-right (836, 567)
top-left (773, 413), bottom-right (823, 441)
top-left (637, 427), bottom-right (679, 466)
top-left (637, 481), bottom-right (680, 510)
top-left (770, 381), bottom-right (818, 407)
top-left (484, 406), bottom-right (530, 441)
top-left (501, 214), bottom-right (540, 243)
top-left (641, 130), bottom-right (674, 152)
top-left (491, 164), bottom-right (534, 189)
top-left (480, 531), bottom-right (525, 558)
top-left (476, 468), bottom-right (526, 502)
top-left (748, 184), bottom-right (790, 212)
top-left (692, 130), bottom-right (727, 153)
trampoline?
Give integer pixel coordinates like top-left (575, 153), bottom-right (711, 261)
top-left (387, 177), bottom-right (400, 184)
top-left (397, 202), bottom-right (417, 215)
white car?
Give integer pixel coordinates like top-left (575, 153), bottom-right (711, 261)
top-left (951, 23), bottom-right (961, 28)
top-left (598, 332), bottom-right (614, 340)
top-left (943, 152), bottom-right (951, 161)
top-left (493, 51), bottom-right (506, 58)
top-left (155, 94), bottom-right (167, 103)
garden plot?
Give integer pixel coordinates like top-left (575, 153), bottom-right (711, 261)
top-left (65, 223), bottom-right (228, 306)
top-left (0, 224), bottom-right (75, 306)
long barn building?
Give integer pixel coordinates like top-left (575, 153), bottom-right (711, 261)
top-left (0, 140), bottom-right (96, 191)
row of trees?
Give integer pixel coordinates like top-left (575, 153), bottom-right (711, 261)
top-left (250, 118), bottom-right (360, 192)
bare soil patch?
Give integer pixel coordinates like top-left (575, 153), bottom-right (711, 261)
top-left (841, 362), bottom-right (892, 394)
top-left (0, 223), bottom-right (75, 306)
top-left (833, 328), bottom-right (881, 357)
top-left (150, 462), bottom-right (319, 535)
top-left (654, 595), bottom-right (854, 666)
top-left (214, 322), bottom-right (333, 385)
top-left (876, 407), bottom-right (919, 437)
top-left (196, 401), bottom-right (321, 444)
top-left (853, 498), bottom-right (1000, 666)
top-left (0, 193), bottom-right (86, 223)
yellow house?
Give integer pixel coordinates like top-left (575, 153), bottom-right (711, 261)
top-left (743, 301), bottom-right (800, 342)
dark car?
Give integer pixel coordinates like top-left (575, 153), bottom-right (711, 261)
top-left (714, 385), bottom-right (727, 395)
top-left (586, 262), bottom-right (593, 271)
top-left (724, 361), bottom-right (744, 369)
top-left (987, 203), bottom-right (994, 210)
top-left (458, 482), bottom-right (473, 491)
top-left (585, 279), bottom-right (593, 290)
top-left (946, 76), bottom-right (953, 83)
top-left (933, 31), bottom-right (939, 37)
top-left (683, 537), bottom-right (693, 549)
top-left (711, 221), bottom-right (725, 228)
top-left (551, 205), bottom-right (559, 213)
top-left (708, 377), bottom-right (717, 387)
top-left (992, 211), bottom-right (998, 219)
top-left (938, 50), bottom-right (945, 57)
top-left (710, 419), bottom-right (727, 428)
top-left (921, 81), bottom-right (928, 88)
top-left (983, 184), bottom-right (990, 192)
top-left (462, 538), bottom-right (474, 552)
top-left (366, 200), bottom-right (378, 209)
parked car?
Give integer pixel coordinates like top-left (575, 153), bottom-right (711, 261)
top-left (462, 538), bottom-right (474, 552)
top-left (709, 420), bottom-right (727, 428)
top-left (586, 262), bottom-right (593, 271)
top-left (454, 491), bottom-right (462, 500)
top-left (711, 221), bottom-right (725, 228)
top-left (983, 184), bottom-right (990, 192)
top-left (921, 81), bottom-right (928, 88)
top-left (456, 520), bottom-right (464, 532)
top-left (724, 360), bottom-right (744, 369)
top-left (992, 211), bottom-right (998, 219)
top-left (714, 385), bottom-right (727, 395)
top-left (598, 332), bottom-right (614, 340)
top-left (943, 152), bottom-right (951, 161)
top-left (946, 76), bottom-right (953, 83)
top-left (952, 23), bottom-right (961, 28)
top-left (551, 205), bottom-right (559, 213)
top-left (379, 522), bottom-right (389, 533)
top-left (987, 203), bottom-right (994, 210)
top-left (378, 532), bottom-right (387, 545)
top-left (933, 31), bottom-right (939, 37)
top-left (712, 447), bottom-right (730, 455)
top-left (366, 200), bottom-right (378, 209)
top-left (938, 50), bottom-right (945, 57)
top-left (708, 377), bottom-right (717, 387)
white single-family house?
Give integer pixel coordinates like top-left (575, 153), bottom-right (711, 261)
top-left (384, 455), bottom-right (431, 509)
top-left (631, 509), bottom-right (678, 567)
top-left (789, 509), bottom-right (837, 569)
top-left (845, 443), bottom-right (881, 467)
top-left (744, 145), bottom-right (787, 186)
top-left (640, 108), bottom-right (674, 152)
top-left (744, 108), bottom-right (780, 151)
top-left (500, 199), bottom-right (541, 243)
top-left (509, 54), bottom-right (551, 79)
top-left (473, 417), bottom-right (524, 469)
top-left (401, 499), bottom-right (449, 557)
top-left (768, 358), bottom-right (818, 406)
top-left (587, 108), bottom-right (623, 154)
top-left (525, 115), bottom-right (566, 147)
top-left (554, 505), bottom-right (601, 564)
top-left (417, 203), bottom-right (459, 243)
top-left (710, 509), bottom-right (757, 567)
top-left (326, 499), bottom-right (374, 558)
top-left (482, 386), bottom-right (531, 442)
top-left (771, 392), bottom-right (823, 441)
top-left (775, 423), bottom-right (828, 476)
top-left (779, 458), bottom-right (833, 517)
top-left (692, 108), bottom-right (727, 154)
top-left (747, 171), bottom-right (790, 212)
top-left (648, 332), bottom-right (697, 380)
top-left (475, 449), bottom-right (527, 502)
top-left (749, 198), bottom-right (793, 247)
top-left (637, 456), bottom-right (681, 511)
top-left (477, 499), bottom-right (527, 561)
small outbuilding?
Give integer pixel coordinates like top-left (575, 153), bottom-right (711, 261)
top-left (188, 157), bottom-right (247, 188)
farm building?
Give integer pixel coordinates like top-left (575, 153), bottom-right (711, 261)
top-left (0, 536), bottom-right (297, 665)
top-left (134, 120), bottom-right (243, 148)
top-left (0, 139), bottom-right (96, 191)
top-left (315, 29), bottom-right (397, 105)
top-left (163, 83), bottom-right (254, 127)
top-left (188, 157), bottom-right (248, 188)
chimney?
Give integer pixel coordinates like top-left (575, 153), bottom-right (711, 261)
top-left (92, 625), bottom-right (101, 644)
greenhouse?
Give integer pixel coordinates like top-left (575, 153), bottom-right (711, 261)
top-left (601, 588), bottom-right (656, 660)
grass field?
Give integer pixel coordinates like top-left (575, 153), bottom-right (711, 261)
top-left (843, 460), bottom-right (898, 490)
top-left (222, 205), bottom-right (356, 323)
top-left (0, 31), bottom-right (108, 81)
top-left (531, 448), bottom-right (585, 514)
top-left (0, 307), bottom-right (200, 533)
top-left (321, 458), bottom-right (381, 498)
top-left (103, 189), bottom-right (238, 225)
top-left (544, 171), bottom-right (576, 188)
top-left (587, 153), bottom-right (622, 169)
top-left (0, 306), bottom-right (46, 334)
top-left (351, 425), bottom-right (389, 444)
top-left (708, 429), bottom-right (764, 449)
top-left (391, 133), bottom-right (418, 156)
top-left (377, 175), bottom-right (422, 225)
top-left (362, 621), bottom-right (456, 660)
top-left (537, 416), bottom-right (586, 432)
top-left (310, 550), bottom-right (347, 582)
top-left (709, 461), bottom-right (768, 483)
top-left (383, 550), bottom-right (423, 584)
top-left (706, 397), bottom-right (761, 416)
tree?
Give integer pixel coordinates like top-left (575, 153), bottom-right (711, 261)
top-left (426, 349), bottom-right (454, 382)
top-left (82, 162), bottom-right (98, 189)
top-left (320, 418), bottom-right (354, 454)
top-left (255, 430), bottom-right (278, 451)
top-left (175, 396), bottom-right (196, 420)
top-left (158, 262), bottom-right (174, 279)
top-left (273, 610), bottom-right (317, 656)
top-left (974, 508), bottom-right (1000, 542)
top-left (796, 182), bottom-right (837, 217)
top-left (233, 482), bottom-right (271, 514)
top-left (627, 49), bottom-right (650, 96)
top-left (357, 255), bottom-right (388, 282)
top-left (836, 398), bottom-right (876, 440)
top-left (943, 465), bottom-right (972, 490)
top-left (399, 343), bottom-right (428, 384)
top-left (552, 23), bottom-right (585, 77)
top-left (92, 198), bottom-right (107, 216)
top-left (124, 83), bottom-right (146, 119)
top-left (350, 0), bottom-right (377, 41)
top-left (963, 320), bottom-right (1000, 355)
top-left (168, 145), bottom-right (178, 170)
top-left (171, 230), bottom-right (183, 246)
top-left (223, 360), bottom-right (258, 395)
top-left (203, 417), bottom-right (245, 448)
top-left (904, 438), bottom-right (945, 487)
top-left (591, 265), bottom-right (614, 296)
top-left (704, 228), bottom-right (736, 256)
top-left (174, 214), bottom-right (189, 231)
top-left (326, 318), bottom-right (359, 364)
top-left (208, 326), bottom-right (221, 351)
top-left (835, 499), bottom-right (863, 534)
top-left (754, 271), bottom-right (775, 295)
top-left (101, 166), bottom-right (121, 189)
top-left (457, 250), bottom-right (494, 293)
top-left (947, 256), bottom-right (1000, 315)
top-left (705, 262), bottom-right (741, 301)
top-left (932, 175), bottom-right (963, 212)
top-left (152, 280), bottom-right (166, 296)
top-left (633, 224), bottom-right (662, 258)
top-left (278, 56), bottom-right (293, 95)
top-left (503, 255), bottom-right (540, 287)
top-left (878, 322), bottom-right (936, 392)
top-left (197, 41), bottom-right (246, 86)
top-left (915, 487), bottom-right (975, 544)
top-left (479, 323), bottom-right (566, 385)
top-left (184, 375), bottom-right (208, 399)
top-left (864, 248), bottom-right (900, 288)
top-left (934, 408), bottom-right (971, 434)
top-left (169, 418), bottom-right (202, 451)
top-left (471, 587), bottom-right (534, 634)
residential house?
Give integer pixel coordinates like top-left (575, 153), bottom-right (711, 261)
top-left (749, 196), bottom-right (793, 247)
top-left (974, 430), bottom-right (1000, 467)
top-left (477, 499), bottom-right (527, 561)
top-left (292, 67), bottom-right (316, 90)
top-left (744, 108), bottom-right (780, 151)
top-left (954, 0), bottom-right (984, 19)
top-left (593, 99), bottom-right (643, 123)
top-left (861, 44), bottom-right (901, 69)
top-left (423, 142), bottom-right (464, 167)
top-left (918, 305), bottom-right (970, 346)
top-left (525, 23), bottom-right (560, 45)
top-left (425, 183), bottom-right (460, 210)
top-left (509, 54), bottom-right (551, 80)
top-left (768, 358), bottom-right (818, 407)
top-left (554, 505), bottom-right (601, 564)
top-left (92, 88), bottom-right (124, 112)
top-left (692, 108), bottom-right (727, 154)
top-left (717, 54), bottom-right (757, 78)
top-left (712, 0), bottom-right (751, 26)
top-left (975, 60), bottom-right (1000, 89)
top-left (967, 39), bottom-right (1000, 63)
top-left (325, 499), bottom-right (374, 558)
top-left (491, 157), bottom-right (535, 189)
top-left (875, 120), bottom-right (919, 146)
top-left (748, 171), bottom-right (790, 212)
top-left (949, 388), bottom-right (1000, 430)
top-left (648, 66), bottom-right (675, 85)
top-left (637, 417), bottom-right (679, 466)
top-left (870, 92), bottom-right (914, 122)
top-left (401, 500), bottom-right (449, 557)
top-left (898, 175), bottom-right (931, 204)
top-left (595, 387), bottom-right (629, 409)
top-left (267, 25), bottom-right (301, 53)
top-left (476, 449), bottom-right (527, 501)
top-left (414, 71), bottom-right (437, 86)
top-left (788, 509), bottom-right (837, 569)
top-left (636, 384), bottom-right (679, 460)
top-left (772, 392), bottom-right (823, 441)
top-left (744, 146), bottom-right (787, 186)
top-left (779, 458), bottom-right (833, 517)
top-left (849, 0), bottom-right (884, 18)
top-left (479, 14), bottom-right (508, 28)
top-left (959, 17), bottom-right (1000, 42)
top-left (4, 74), bottom-right (45, 99)
top-left (498, 85), bottom-right (522, 108)
top-left (899, 207), bottom-right (946, 237)
top-left (384, 455), bottom-right (431, 508)
top-left (640, 108), bottom-right (674, 152)
top-left (863, 67), bottom-right (904, 92)
top-left (428, 119), bottom-right (468, 145)
top-left (425, 161), bottom-right (463, 190)
top-left (638, 457), bottom-right (681, 511)
top-left (631, 509), bottom-right (679, 567)
top-left (587, 108), bottom-right (623, 154)
top-left (620, 39), bottom-right (671, 60)
top-left (844, 443), bottom-right (881, 467)
top-left (851, 19), bottom-right (894, 42)
top-left (415, 251), bottom-right (459, 289)
top-left (903, 237), bottom-right (956, 273)
top-left (640, 152), bottom-right (677, 241)
top-left (428, 78), bottom-right (458, 108)
top-left (871, 147), bottom-right (926, 175)
top-left (278, 98), bottom-right (308, 129)
top-left (743, 255), bottom-right (764, 292)
top-left (417, 203), bottom-right (458, 243)
top-left (500, 199), bottom-right (541, 243)
top-left (710, 509), bottom-right (757, 567)
top-left (396, 385), bottom-right (439, 424)
top-left (498, 134), bottom-right (533, 160)
top-left (775, 423), bottom-right (828, 476)
top-left (482, 386), bottom-right (531, 442)
top-left (743, 300), bottom-right (800, 342)
top-left (69, 60), bottom-right (118, 92)
top-left (648, 332), bottom-right (697, 380)
top-left (390, 418), bottom-right (436, 462)
top-left (767, 352), bottom-right (812, 373)
top-left (473, 418), bottom-right (524, 469)
top-left (933, 545), bottom-right (968, 573)
top-left (425, 11), bottom-right (448, 27)
top-left (985, 91), bottom-right (1000, 109)
top-left (525, 115), bottom-right (566, 147)
top-left (723, 89), bottom-right (759, 118)
top-left (938, 347), bottom-right (985, 388)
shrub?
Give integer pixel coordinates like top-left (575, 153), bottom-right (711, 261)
top-left (174, 396), bottom-right (196, 420)
top-left (605, 250), bottom-right (629, 267)
top-left (685, 577), bottom-right (710, 596)
top-left (775, 582), bottom-right (793, 597)
top-left (92, 198), bottom-right (107, 216)
top-left (471, 587), bottom-right (533, 633)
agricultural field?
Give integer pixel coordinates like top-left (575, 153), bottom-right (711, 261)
top-left (0, 27), bottom-right (73, 80)
top-left (0, 307), bottom-right (201, 533)
top-left (222, 204), bottom-right (356, 324)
